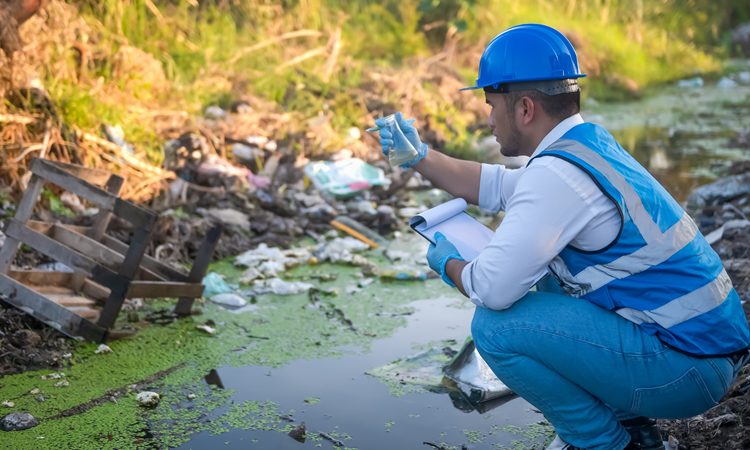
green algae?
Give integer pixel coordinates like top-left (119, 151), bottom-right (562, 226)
top-left (304, 396), bottom-right (320, 405)
top-left (421, 422), bottom-right (554, 450)
top-left (0, 248), bottom-right (453, 449)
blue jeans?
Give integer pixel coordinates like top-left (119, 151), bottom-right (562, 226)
top-left (471, 278), bottom-right (739, 450)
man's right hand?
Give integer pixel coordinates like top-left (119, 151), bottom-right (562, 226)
top-left (375, 112), bottom-right (428, 168)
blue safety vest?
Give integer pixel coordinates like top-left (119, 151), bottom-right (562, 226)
top-left (530, 123), bottom-right (750, 356)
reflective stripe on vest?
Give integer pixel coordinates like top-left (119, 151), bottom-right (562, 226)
top-left (615, 269), bottom-right (734, 328)
top-left (540, 138), bottom-right (730, 331)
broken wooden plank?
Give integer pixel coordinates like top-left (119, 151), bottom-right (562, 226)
top-left (81, 279), bottom-right (111, 301)
top-left (33, 285), bottom-right (76, 295)
top-left (0, 273), bottom-right (107, 341)
top-left (101, 235), bottom-right (187, 281)
top-left (0, 174), bottom-right (45, 273)
top-left (97, 226), bottom-right (152, 329)
top-left (51, 224), bottom-right (124, 271)
top-left (67, 306), bottom-right (101, 321)
top-left (175, 225), bottom-right (221, 315)
top-left (31, 158), bottom-right (116, 210)
top-left (45, 160), bottom-right (116, 187)
top-left (45, 293), bottom-right (98, 308)
top-left (31, 158), bottom-right (155, 229)
top-left (8, 270), bottom-right (73, 286)
top-left (4, 220), bottom-right (124, 295)
top-left (51, 224), bottom-right (163, 280)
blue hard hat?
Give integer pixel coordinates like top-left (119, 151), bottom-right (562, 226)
top-left (463, 23), bottom-right (586, 91)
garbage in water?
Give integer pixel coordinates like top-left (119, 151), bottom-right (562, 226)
top-left (202, 272), bottom-right (236, 298)
top-left (314, 237), bottom-right (370, 264)
top-left (249, 278), bottom-right (313, 296)
top-left (288, 422), bottom-right (307, 443)
top-left (2, 401), bottom-right (14, 408)
top-left (40, 372), bottom-right (65, 380)
top-left (1, 412), bottom-right (38, 431)
top-left (235, 244), bottom-right (313, 282)
top-left (94, 344), bottom-right (113, 354)
top-left (196, 324), bottom-right (216, 335)
top-left (136, 391), bottom-right (160, 408)
top-left (209, 293), bottom-right (247, 308)
top-left (304, 158), bottom-right (389, 198)
top-left (330, 219), bottom-right (380, 249)
top-left (443, 339), bottom-right (512, 404)
top-left (332, 215), bottom-right (388, 246)
top-left (378, 268), bottom-right (432, 281)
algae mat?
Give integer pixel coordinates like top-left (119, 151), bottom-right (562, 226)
top-left (0, 246), bottom-right (477, 449)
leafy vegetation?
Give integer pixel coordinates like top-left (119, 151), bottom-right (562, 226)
top-left (24, 1), bottom-right (750, 159)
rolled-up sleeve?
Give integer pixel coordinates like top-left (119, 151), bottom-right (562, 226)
top-left (461, 163), bottom-right (599, 309)
top-left (477, 163), bottom-right (524, 213)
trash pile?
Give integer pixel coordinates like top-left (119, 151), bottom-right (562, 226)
top-left (144, 104), bottom-right (435, 264)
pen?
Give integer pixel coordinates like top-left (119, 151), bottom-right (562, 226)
top-left (365, 126), bottom-right (380, 132)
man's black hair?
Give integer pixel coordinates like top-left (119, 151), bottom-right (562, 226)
top-left (504, 89), bottom-right (580, 120)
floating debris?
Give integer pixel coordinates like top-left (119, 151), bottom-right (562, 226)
top-left (250, 278), bottom-right (313, 296)
top-left (235, 244), bottom-right (312, 282)
top-left (196, 324), bottom-right (216, 335)
top-left (209, 293), bottom-right (247, 308)
top-left (288, 422), bottom-right (307, 443)
top-left (379, 268), bottom-right (431, 281)
top-left (318, 431), bottom-right (345, 447)
top-left (94, 344), bottom-right (113, 354)
top-left (136, 391), bottom-right (160, 408)
top-left (54, 380), bottom-right (69, 388)
top-left (2, 401), bottom-right (14, 408)
top-left (314, 237), bottom-right (370, 264)
top-left (202, 272), bottom-right (236, 297)
top-left (1, 412), bottom-right (38, 431)
top-left (443, 339), bottom-right (512, 404)
top-left (41, 372), bottom-right (65, 380)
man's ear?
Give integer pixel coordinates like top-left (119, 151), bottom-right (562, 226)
top-left (518, 96), bottom-right (535, 126)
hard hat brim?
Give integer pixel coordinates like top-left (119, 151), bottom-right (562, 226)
top-left (460, 74), bottom-right (587, 92)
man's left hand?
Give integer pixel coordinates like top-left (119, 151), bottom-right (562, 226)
top-left (427, 232), bottom-right (465, 287)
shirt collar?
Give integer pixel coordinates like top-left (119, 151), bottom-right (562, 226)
top-left (530, 113), bottom-right (584, 158)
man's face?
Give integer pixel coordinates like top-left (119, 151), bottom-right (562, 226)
top-left (485, 92), bottom-right (524, 157)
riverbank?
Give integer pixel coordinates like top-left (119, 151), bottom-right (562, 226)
top-left (657, 160), bottom-right (750, 450)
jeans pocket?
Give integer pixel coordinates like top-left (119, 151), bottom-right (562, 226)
top-left (630, 367), bottom-right (718, 419)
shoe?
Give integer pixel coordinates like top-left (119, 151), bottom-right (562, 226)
top-left (621, 417), bottom-right (666, 450)
top-left (546, 435), bottom-right (582, 450)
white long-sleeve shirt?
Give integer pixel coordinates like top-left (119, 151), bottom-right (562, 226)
top-left (460, 114), bottom-right (622, 309)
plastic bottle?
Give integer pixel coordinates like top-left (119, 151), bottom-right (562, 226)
top-left (380, 114), bottom-right (419, 167)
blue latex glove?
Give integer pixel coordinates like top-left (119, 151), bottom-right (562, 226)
top-left (374, 112), bottom-right (429, 168)
top-left (426, 232), bottom-right (465, 288)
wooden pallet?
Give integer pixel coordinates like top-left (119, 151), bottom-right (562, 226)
top-left (0, 158), bottom-right (221, 342)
